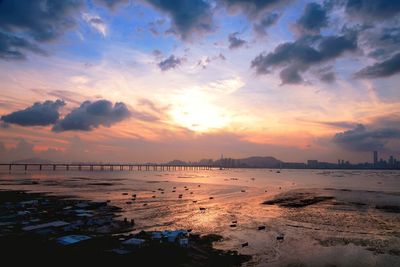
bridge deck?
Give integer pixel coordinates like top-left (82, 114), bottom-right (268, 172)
top-left (0, 163), bottom-right (216, 171)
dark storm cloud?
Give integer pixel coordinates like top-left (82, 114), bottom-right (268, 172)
top-left (158, 55), bottom-right (182, 71)
top-left (145, 0), bottom-right (214, 40)
top-left (218, 0), bottom-right (288, 16)
top-left (333, 124), bottom-right (400, 151)
top-left (53, 100), bottom-right (131, 132)
top-left (251, 34), bottom-right (357, 84)
top-left (345, 0), bottom-right (400, 21)
top-left (354, 53), bottom-right (400, 79)
top-left (253, 13), bottom-right (279, 37)
top-left (1, 99), bottom-right (65, 126)
top-left (0, 0), bottom-right (84, 60)
top-left (297, 2), bottom-right (328, 32)
top-left (228, 32), bottom-right (246, 49)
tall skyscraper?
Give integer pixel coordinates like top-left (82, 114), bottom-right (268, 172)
top-left (373, 151), bottom-right (378, 166)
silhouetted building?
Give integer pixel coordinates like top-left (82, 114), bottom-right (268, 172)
top-left (373, 151), bottom-right (378, 166)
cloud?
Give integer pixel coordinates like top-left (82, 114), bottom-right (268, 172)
top-left (0, 32), bottom-right (47, 60)
top-left (53, 100), bottom-right (131, 132)
top-left (196, 56), bottom-right (211, 69)
top-left (354, 52), bottom-right (400, 79)
top-left (152, 49), bottom-right (163, 58)
top-left (319, 71), bottom-right (336, 82)
top-left (218, 0), bottom-right (289, 17)
top-left (82, 13), bottom-right (108, 37)
top-left (1, 99), bottom-right (65, 126)
top-left (253, 13), bottom-right (279, 37)
top-left (158, 55), bottom-right (183, 71)
top-left (297, 2), bottom-right (328, 32)
top-left (333, 124), bottom-right (400, 151)
top-left (316, 66), bottom-right (336, 83)
top-left (309, 120), bottom-right (358, 129)
top-left (145, 0), bottom-right (214, 40)
top-left (251, 34), bottom-right (357, 84)
top-left (345, 0), bottom-right (400, 21)
top-left (279, 65), bottom-right (304, 84)
top-left (95, 0), bottom-right (129, 9)
top-left (0, 0), bottom-right (83, 60)
top-left (228, 32), bottom-right (247, 49)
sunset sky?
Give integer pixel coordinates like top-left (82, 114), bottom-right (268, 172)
top-left (0, 0), bottom-right (399, 163)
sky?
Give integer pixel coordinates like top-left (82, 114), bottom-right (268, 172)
top-left (0, 0), bottom-right (399, 163)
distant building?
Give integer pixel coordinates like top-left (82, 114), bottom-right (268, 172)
top-left (389, 155), bottom-right (394, 167)
top-left (307, 160), bottom-right (318, 168)
top-left (373, 151), bottom-right (378, 166)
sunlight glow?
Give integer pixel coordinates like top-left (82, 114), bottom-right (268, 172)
top-left (170, 89), bottom-right (230, 132)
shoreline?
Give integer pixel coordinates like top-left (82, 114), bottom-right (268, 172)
top-left (0, 190), bottom-right (251, 266)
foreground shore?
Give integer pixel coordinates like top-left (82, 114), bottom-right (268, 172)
top-left (1, 169), bottom-right (399, 266)
top-left (0, 190), bottom-right (250, 266)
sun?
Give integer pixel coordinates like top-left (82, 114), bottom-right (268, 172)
top-left (169, 89), bottom-right (229, 132)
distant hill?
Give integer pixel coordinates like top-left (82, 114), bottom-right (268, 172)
top-left (11, 158), bottom-right (54, 164)
top-left (166, 159), bottom-right (188, 165)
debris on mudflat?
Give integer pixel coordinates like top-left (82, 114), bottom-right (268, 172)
top-left (241, 242), bottom-right (249, 247)
top-left (277, 234), bottom-right (284, 240)
top-left (258, 226), bottom-right (266, 230)
top-left (209, 197), bottom-right (214, 200)
top-left (263, 192), bottom-right (334, 208)
top-left (230, 224), bottom-right (237, 228)
top-left (375, 205), bottom-right (400, 213)
top-left (0, 190), bottom-right (251, 266)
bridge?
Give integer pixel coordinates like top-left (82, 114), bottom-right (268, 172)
top-left (0, 163), bottom-right (215, 172)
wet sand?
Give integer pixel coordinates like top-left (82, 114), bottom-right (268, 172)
top-left (0, 169), bottom-right (399, 266)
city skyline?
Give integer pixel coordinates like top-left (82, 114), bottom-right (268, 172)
top-left (6, 150), bottom-right (400, 170)
top-left (0, 0), bottom-right (399, 163)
